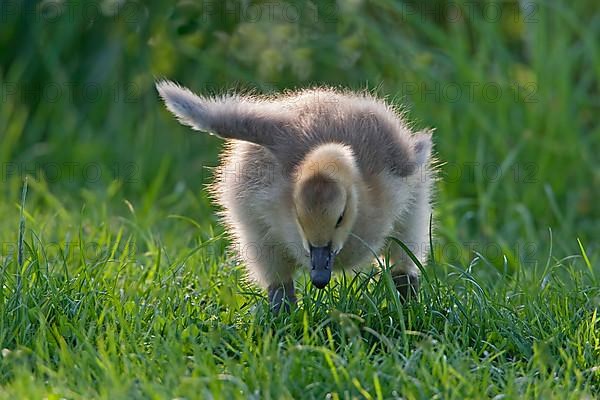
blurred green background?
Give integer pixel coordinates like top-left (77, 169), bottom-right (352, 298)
top-left (1, 0), bottom-right (598, 268)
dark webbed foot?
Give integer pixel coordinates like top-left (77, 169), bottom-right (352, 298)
top-left (392, 271), bottom-right (420, 302)
top-left (268, 281), bottom-right (296, 313)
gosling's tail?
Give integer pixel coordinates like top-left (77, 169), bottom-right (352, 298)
top-left (156, 80), bottom-right (290, 147)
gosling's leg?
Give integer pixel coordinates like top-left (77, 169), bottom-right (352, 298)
top-left (391, 269), bottom-right (420, 302)
top-left (389, 182), bottom-right (432, 302)
top-left (240, 236), bottom-right (297, 313)
top-left (268, 280), bottom-right (296, 313)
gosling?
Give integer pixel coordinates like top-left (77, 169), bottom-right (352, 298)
top-left (157, 81), bottom-right (435, 311)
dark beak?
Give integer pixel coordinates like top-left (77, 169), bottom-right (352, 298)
top-left (309, 243), bottom-right (335, 289)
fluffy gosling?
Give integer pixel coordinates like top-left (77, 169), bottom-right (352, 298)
top-left (156, 81), bottom-right (435, 311)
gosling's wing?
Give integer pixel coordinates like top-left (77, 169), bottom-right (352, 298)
top-left (410, 129), bottom-right (434, 169)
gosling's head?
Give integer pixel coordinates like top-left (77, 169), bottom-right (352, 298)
top-left (293, 143), bottom-right (360, 289)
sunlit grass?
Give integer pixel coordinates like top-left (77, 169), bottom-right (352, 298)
top-left (0, 176), bottom-right (597, 399)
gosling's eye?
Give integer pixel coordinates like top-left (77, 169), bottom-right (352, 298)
top-left (336, 211), bottom-right (345, 228)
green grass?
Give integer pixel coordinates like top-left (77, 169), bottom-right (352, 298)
top-left (1, 0), bottom-right (599, 398)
